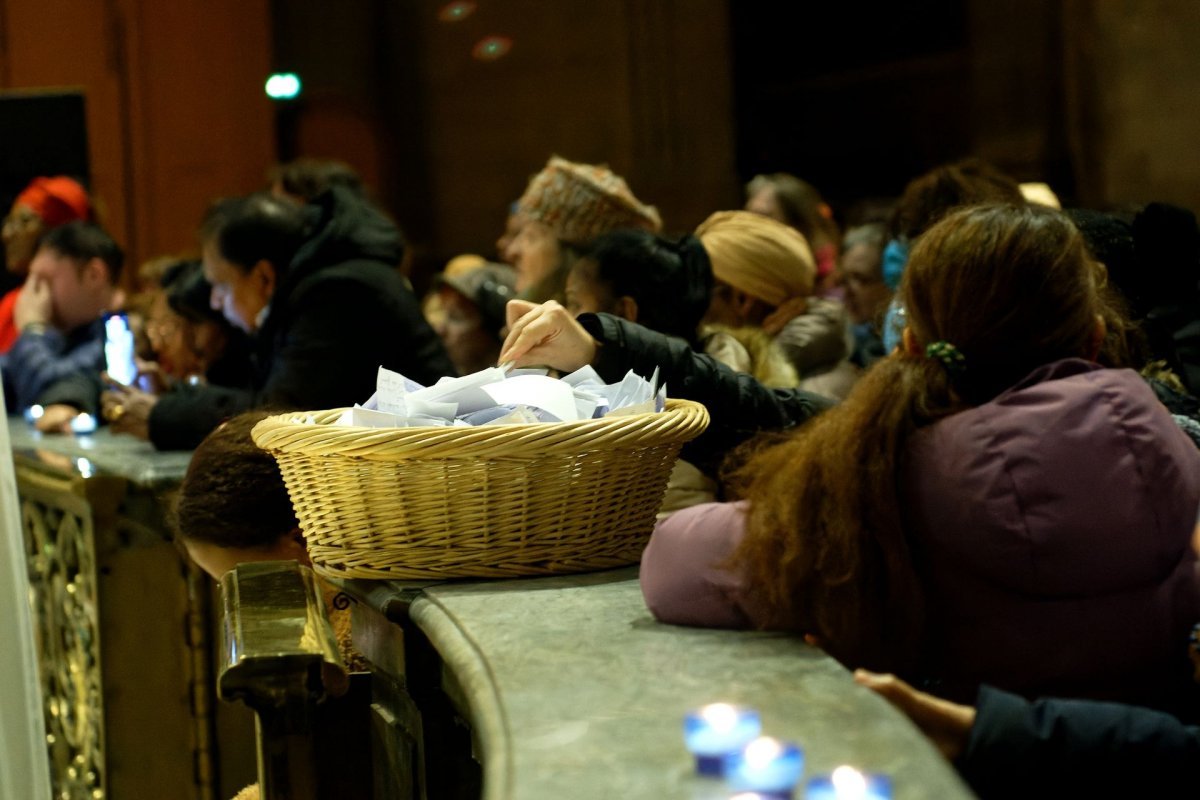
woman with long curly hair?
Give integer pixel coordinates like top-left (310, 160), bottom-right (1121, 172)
top-left (636, 203), bottom-right (1200, 715)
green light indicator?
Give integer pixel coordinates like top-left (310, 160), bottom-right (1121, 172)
top-left (265, 73), bottom-right (302, 100)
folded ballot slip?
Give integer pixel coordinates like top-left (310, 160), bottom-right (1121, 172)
top-left (333, 364), bottom-right (667, 428)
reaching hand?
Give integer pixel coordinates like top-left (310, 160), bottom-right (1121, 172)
top-left (14, 275), bottom-right (52, 330)
top-left (498, 299), bottom-right (599, 372)
top-left (854, 670), bottom-right (976, 761)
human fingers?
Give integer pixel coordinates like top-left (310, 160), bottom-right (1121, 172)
top-left (499, 300), bottom-right (566, 363)
top-left (499, 300), bottom-right (598, 370)
top-left (498, 304), bottom-right (561, 366)
top-left (854, 669), bottom-right (974, 760)
top-left (505, 298), bottom-right (540, 330)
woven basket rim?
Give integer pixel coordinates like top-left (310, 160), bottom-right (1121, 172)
top-left (251, 397), bottom-right (709, 458)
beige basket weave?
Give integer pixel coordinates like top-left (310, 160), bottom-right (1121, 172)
top-left (251, 399), bottom-right (709, 580)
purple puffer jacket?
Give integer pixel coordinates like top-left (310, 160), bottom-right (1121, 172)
top-left (642, 359), bottom-right (1200, 711)
top-left (905, 359), bottom-right (1200, 710)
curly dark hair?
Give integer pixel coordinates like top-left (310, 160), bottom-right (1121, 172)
top-left (173, 410), bottom-right (299, 548)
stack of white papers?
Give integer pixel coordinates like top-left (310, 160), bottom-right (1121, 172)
top-left (332, 364), bottom-right (667, 428)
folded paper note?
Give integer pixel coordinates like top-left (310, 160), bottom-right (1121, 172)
top-left (334, 364), bottom-right (666, 428)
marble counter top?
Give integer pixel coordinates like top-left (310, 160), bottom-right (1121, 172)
top-left (6, 416), bottom-right (191, 489)
top-left (394, 568), bottom-right (973, 800)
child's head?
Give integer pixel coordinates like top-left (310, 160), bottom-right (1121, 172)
top-left (174, 410), bottom-right (305, 579)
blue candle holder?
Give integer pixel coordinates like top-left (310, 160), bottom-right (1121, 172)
top-left (684, 704), bottom-right (763, 777)
top-left (805, 767), bottom-right (892, 800)
top-left (723, 736), bottom-right (804, 797)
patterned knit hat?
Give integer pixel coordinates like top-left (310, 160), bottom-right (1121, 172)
top-left (696, 210), bottom-right (815, 307)
top-left (516, 156), bottom-right (662, 245)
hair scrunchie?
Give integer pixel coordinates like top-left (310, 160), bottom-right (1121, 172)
top-left (925, 340), bottom-right (966, 375)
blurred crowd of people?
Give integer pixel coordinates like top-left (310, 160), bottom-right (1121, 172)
top-left (5, 151), bottom-right (1200, 797)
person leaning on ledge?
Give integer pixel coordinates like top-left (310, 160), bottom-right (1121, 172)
top-left (102, 188), bottom-right (456, 449)
top-left (0, 222), bottom-right (123, 432)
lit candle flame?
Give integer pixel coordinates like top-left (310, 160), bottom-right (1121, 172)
top-left (832, 765), bottom-right (868, 799)
top-left (743, 737), bottom-right (784, 769)
top-left (701, 703), bottom-right (739, 732)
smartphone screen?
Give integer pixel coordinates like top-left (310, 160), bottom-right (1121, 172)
top-left (103, 312), bottom-right (137, 387)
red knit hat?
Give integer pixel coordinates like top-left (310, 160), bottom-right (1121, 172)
top-left (14, 176), bottom-right (93, 227)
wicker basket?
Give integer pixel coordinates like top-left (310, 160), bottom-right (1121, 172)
top-left (251, 399), bottom-right (710, 580)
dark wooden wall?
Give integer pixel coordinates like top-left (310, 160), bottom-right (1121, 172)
top-left (275, 0), bottom-right (739, 283)
top-left (4, 0), bottom-right (1200, 286)
top-left (0, 0), bottom-right (277, 280)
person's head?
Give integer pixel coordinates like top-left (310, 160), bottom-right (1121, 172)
top-left (879, 158), bottom-right (1025, 292)
top-left (745, 173), bottom-right (840, 251)
top-left (899, 203), bottom-right (1104, 402)
top-left (145, 260), bottom-right (201, 378)
top-left (29, 221), bottom-right (122, 332)
top-left (730, 204), bottom-right (1104, 673)
top-left (174, 410), bottom-right (306, 579)
top-left (495, 203), bottom-right (524, 262)
top-left (695, 210), bottom-right (815, 327)
top-left (2, 176), bottom-right (93, 274)
top-left (889, 159), bottom-right (1025, 244)
top-left (199, 194), bottom-right (308, 333)
top-left (840, 223), bottom-right (891, 326)
top-left (148, 259), bottom-right (239, 379)
top-left (432, 263), bottom-right (517, 374)
top-left (1069, 203), bottom-right (1200, 321)
top-left (506, 156), bottom-right (662, 294)
top-left (268, 158), bottom-right (365, 205)
top-left (565, 230), bottom-right (713, 343)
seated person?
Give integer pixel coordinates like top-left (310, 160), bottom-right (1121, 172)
top-left (0, 176), bottom-right (95, 353)
top-left (744, 172), bottom-right (841, 294)
top-left (839, 223), bottom-right (892, 367)
top-left (429, 262), bottom-right (516, 375)
top-left (564, 229), bottom-right (712, 345)
top-left (145, 259), bottom-right (252, 390)
top-left (1, 222), bottom-right (122, 431)
top-left (564, 228), bottom-right (718, 513)
top-left (503, 205), bottom-right (1200, 717)
top-left (697, 210), bottom-right (858, 398)
top-left (641, 204), bottom-right (1200, 716)
top-left (504, 156), bottom-right (662, 304)
top-left (102, 189), bottom-right (456, 450)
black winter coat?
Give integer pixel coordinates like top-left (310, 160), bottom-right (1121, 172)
top-left (961, 685), bottom-right (1200, 799)
top-left (576, 312), bottom-right (832, 474)
top-left (149, 189), bottom-right (455, 449)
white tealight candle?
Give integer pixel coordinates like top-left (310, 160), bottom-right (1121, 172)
top-left (724, 736), bottom-right (805, 797)
top-left (805, 766), bottom-right (892, 800)
top-left (684, 704), bottom-right (763, 777)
